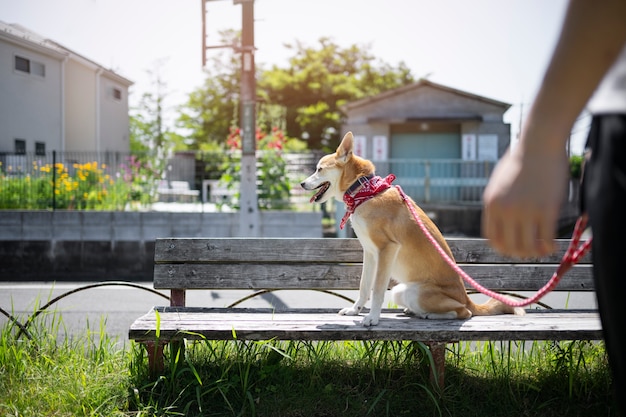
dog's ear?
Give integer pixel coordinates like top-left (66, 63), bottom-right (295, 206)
top-left (336, 132), bottom-right (354, 163)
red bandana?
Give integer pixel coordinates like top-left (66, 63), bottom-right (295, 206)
top-left (340, 174), bottom-right (396, 229)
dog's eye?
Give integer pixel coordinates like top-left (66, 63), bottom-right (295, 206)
top-left (317, 167), bottom-right (323, 173)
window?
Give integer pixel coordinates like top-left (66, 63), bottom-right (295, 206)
top-left (35, 142), bottom-right (46, 156)
top-left (14, 55), bottom-right (45, 77)
top-left (14, 139), bottom-right (26, 155)
top-left (15, 56), bottom-right (30, 73)
top-left (112, 87), bottom-right (122, 100)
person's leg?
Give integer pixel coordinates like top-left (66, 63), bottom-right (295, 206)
top-left (583, 114), bottom-right (626, 413)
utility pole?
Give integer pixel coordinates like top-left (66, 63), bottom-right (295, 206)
top-left (202, 0), bottom-right (258, 236)
top-left (235, 0), bottom-right (259, 237)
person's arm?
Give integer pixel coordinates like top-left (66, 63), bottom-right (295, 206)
top-left (482, 0), bottom-right (626, 258)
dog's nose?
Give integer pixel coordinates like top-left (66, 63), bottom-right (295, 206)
top-left (300, 181), bottom-right (306, 188)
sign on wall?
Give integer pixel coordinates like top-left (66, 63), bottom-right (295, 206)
top-left (372, 135), bottom-right (388, 161)
top-left (353, 135), bottom-right (367, 157)
top-left (462, 134), bottom-right (477, 160)
top-left (478, 135), bottom-right (498, 161)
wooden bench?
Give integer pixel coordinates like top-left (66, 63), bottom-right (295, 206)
top-left (129, 237), bottom-right (602, 386)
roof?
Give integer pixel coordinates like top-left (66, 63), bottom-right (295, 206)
top-left (0, 21), bottom-right (133, 86)
top-left (341, 79), bottom-right (510, 113)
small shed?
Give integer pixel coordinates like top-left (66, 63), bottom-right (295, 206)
top-left (341, 80), bottom-right (511, 203)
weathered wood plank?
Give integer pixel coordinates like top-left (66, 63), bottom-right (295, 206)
top-left (447, 239), bottom-right (592, 264)
top-left (154, 238), bottom-right (364, 264)
top-left (153, 263), bottom-right (594, 291)
top-left (155, 238), bottom-right (592, 265)
top-left (129, 308), bottom-right (602, 343)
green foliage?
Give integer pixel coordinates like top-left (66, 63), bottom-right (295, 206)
top-left (259, 37), bottom-right (415, 149)
top-left (0, 311), bottom-right (615, 416)
top-left (0, 157), bottom-right (158, 210)
top-left (177, 34), bottom-right (414, 151)
top-left (220, 126), bottom-right (293, 210)
top-left (570, 154), bottom-right (584, 179)
top-left (176, 30), bottom-right (241, 150)
top-left (128, 338), bottom-right (614, 417)
top-left (129, 60), bottom-right (180, 176)
top-left (0, 310), bottom-right (130, 416)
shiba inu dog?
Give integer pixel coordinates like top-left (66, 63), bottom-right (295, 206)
top-left (302, 132), bottom-right (524, 326)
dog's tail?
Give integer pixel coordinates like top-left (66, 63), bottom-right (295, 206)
top-left (468, 298), bottom-right (526, 316)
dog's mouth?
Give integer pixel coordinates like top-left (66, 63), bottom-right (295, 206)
top-left (309, 182), bottom-right (330, 203)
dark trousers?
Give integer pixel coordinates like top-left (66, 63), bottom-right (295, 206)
top-left (583, 114), bottom-right (626, 411)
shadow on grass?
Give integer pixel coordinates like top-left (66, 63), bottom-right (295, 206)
top-left (129, 339), bottom-right (616, 417)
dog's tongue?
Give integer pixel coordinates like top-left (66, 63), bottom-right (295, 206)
top-left (310, 187), bottom-right (324, 203)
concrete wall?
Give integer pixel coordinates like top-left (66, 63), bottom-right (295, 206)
top-left (0, 211), bottom-right (323, 281)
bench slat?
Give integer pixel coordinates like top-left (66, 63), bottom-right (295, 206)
top-left (153, 263), bottom-right (593, 291)
top-left (155, 238), bottom-right (592, 265)
top-left (155, 238), bottom-right (364, 264)
top-left (129, 307), bottom-right (602, 343)
top-left (448, 239), bottom-right (592, 264)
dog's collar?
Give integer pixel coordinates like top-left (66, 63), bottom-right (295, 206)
top-left (345, 174), bottom-right (375, 196)
top-left (341, 174), bottom-right (396, 230)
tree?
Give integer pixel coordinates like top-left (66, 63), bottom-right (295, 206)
top-left (176, 30), bottom-right (242, 150)
top-left (259, 38), bottom-right (414, 149)
top-left (130, 60), bottom-right (181, 159)
top-left (129, 61), bottom-right (181, 203)
top-left (178, 35), bottom-right (414, 151)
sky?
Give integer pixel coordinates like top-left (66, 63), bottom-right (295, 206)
top-left (0, 0), bottom-right (589, 153)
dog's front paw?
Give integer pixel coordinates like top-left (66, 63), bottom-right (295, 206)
top-left (361, 314), bottom-right (379, 327)
top-left (338, 306), bottom-right (361, 316)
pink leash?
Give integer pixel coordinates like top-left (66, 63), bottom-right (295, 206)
top-left (396, 185), bottom-right (592, 307)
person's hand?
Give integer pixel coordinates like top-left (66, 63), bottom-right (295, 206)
top-left (482, 145), bottom-right (569, 258)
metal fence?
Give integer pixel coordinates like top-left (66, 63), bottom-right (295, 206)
top-left (377, 159), bottom-right (496, 203)
top-left (0, 151), bottom-right (144, 210)
top-left (0, 150), bottom-right (493, 210)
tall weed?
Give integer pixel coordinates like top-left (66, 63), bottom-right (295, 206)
top-left (0, 308), bottom-right (130, 417)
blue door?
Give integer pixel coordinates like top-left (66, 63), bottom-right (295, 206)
top-left (390, 133), bottom-right (461, 202)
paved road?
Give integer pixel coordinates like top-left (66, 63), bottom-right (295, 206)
top-left (0, 282), bottom-right (597, 345)
top-left (0, 282), bottom-right (362, 345)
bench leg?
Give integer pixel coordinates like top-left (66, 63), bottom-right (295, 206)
top-left (143, 340), bottom-right (166, 376)
top-left (426, 342), bottom-right (446, 389)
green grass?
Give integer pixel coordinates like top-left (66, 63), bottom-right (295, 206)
top-left (0, 311), bottom-right (617, 417)
top-left (0, 310), bottom-right (130, 416)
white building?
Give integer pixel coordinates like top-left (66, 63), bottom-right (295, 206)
top-left (0, 21), bottom-right (133, 155)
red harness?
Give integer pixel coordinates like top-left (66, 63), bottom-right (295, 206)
top-left (340, 174), bottom-right (396, 229)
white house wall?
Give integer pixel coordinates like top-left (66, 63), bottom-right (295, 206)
top-left (64, 58), bottom-right (97, 151)
top-left (99, 73), bottom-right (130, 153)
top-left (0, 21), bottom-right (132, 155)
top-left (0, 38), bottom-right (63, 152)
